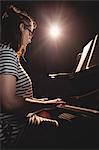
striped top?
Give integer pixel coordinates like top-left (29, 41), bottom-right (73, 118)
top-left (0, 44), bottom-right (33, 99)
top-left (0, 44), bottom-right (33, 146)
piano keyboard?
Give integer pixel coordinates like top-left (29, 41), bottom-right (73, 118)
top-left (58, 112), bottom-right (76, 121)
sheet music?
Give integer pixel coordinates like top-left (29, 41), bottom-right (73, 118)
top-left (86, 34), bottom-right (98, 69)
top-left (75, 39), bottom-right (93, 73)
top-left (75, 34), bottom-right (98, 72)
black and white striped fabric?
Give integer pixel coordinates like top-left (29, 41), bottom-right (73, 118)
top-left (0, 44), bottom-right (33, 99)
top-left (0, 112), bottom-right (28, 147)
top-left (0, 44), bottom-right (33, 147)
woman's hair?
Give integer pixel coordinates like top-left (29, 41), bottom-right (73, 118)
top-left (1, 5), bottom-right (37, 52)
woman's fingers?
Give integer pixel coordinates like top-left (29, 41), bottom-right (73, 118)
top-left (44, 98), bottom-right (66, 104)
top-left (27, 113), bottom-right (59, 126)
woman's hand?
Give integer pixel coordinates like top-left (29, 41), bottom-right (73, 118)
top-left (43, 98), bottom-right (66, 105)
top-left (25, 97), bottom-right (66, 105)
top-left (27, 113), bottom-right (59, 127)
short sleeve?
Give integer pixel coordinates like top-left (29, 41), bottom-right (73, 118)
top-left (0, 45), bottom-right (18, 78)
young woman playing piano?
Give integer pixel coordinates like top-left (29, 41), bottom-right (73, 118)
top-left (0, 5), bottom-right (65, 148)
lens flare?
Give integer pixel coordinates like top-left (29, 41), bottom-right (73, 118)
top-left (49, 24), bottom-right (61, 39)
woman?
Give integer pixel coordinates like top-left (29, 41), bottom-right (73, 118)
top-left (0, 5), bottom-right (65, 148)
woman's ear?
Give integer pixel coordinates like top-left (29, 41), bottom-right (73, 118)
top-left (19, 23), bottom-right (25, 32)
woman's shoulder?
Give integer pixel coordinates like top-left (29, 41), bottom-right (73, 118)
top-left (0, 43), bottom-right (14, 51)
top-left (0, 43), bottom-right (17, 57)
top-left (0, 43), bottom-right (19, 78)
top-left (0, 43), bottom-right (18, 65)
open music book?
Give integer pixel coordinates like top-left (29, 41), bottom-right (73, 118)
top-left (75, 34), bottom-right (98, 72)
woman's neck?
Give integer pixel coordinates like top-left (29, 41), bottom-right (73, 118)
top-left (16, 46), bottom-right (27, 62)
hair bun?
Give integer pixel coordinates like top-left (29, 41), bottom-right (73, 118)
top-left (9, 5), bottom-right (21, 14)
top-left (2, 5), bottom-right (19, 20)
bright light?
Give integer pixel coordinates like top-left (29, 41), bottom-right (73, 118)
top-left (49, 24), bottom-right (61, 39)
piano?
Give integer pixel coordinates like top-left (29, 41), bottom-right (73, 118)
top-left (32, 34), bottom-right (99, 148)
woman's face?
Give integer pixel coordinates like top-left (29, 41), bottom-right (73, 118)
top-left (20, 21), bottom-right (34, 50)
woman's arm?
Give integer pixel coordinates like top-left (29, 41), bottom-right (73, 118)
top-left (0, 74), bottom-right (65, 114)
top-left (0, 74), bottom-right (34, 113)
